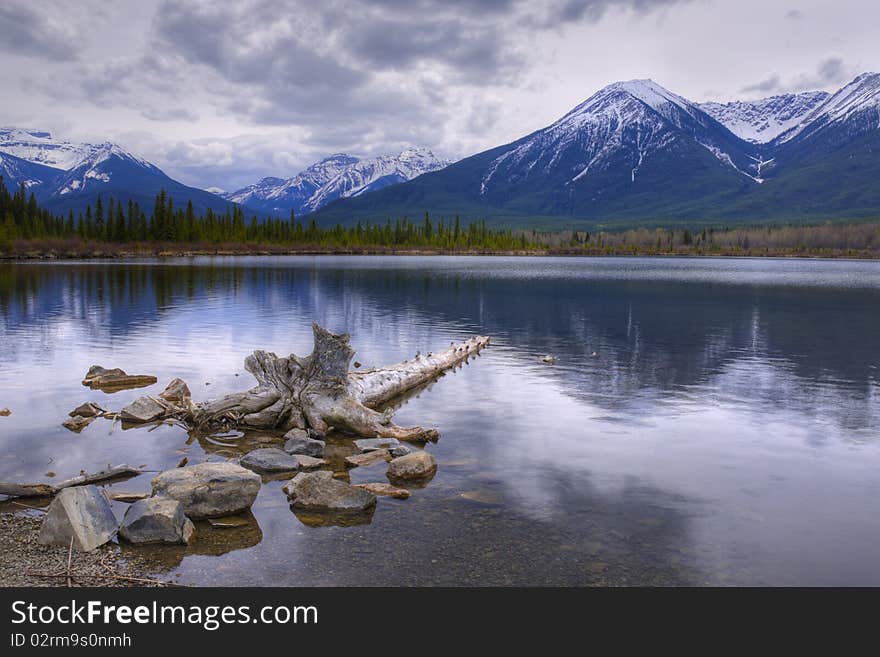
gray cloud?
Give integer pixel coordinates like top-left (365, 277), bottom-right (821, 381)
top-left (741, 57), bottom-right (855, 96)
top-left (0, 2), bottom-right (79, 61)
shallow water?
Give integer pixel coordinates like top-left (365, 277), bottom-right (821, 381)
top-left (1, 255), bottom-right (879, 586)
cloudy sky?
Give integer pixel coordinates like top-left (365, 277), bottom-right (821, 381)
top-left (1, 0), bottom-right (876, 191)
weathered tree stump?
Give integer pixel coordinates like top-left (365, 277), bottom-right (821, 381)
top-left (190, 324), bottom-right (490, 441)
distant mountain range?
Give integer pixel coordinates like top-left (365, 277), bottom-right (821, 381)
top-left (0, 128), bottom-right (235, 216)
top-left (222, 148), bottom-right (450, 217)
top-left (2, 72), bottom-right (879, 227)
top-left (314, 73), bottom-right (880, 226)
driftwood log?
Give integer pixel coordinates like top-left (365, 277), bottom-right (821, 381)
top-left (190, 324), bottom-right (490, 441)
top-left (0, 464), bottom-right (142, 499)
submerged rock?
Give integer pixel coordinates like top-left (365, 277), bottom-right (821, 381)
top-left (240, 448), bottom-right (325, 474)
top-left (353, 482), bottom-right (411, 499)
top-left (387, 451), bottom-right (438, 483)
top-left (119, 396), bottom-right (166, 423)
top-left (119, 496), bottom-right (194, 545)
top-left (62, 415), bottom-right (95, 433)
top-left (0, 408), bottom-right (10, 416)
top-left (540, 355), bottom-right (557, 364)
top-left (283, 432), bottom-right (326, 457)
top-left (151, 462), bottom-right (261, 519)
top-left (283, 470), bottom-right (376, 515)
top-left (69, 402), bottom-right (104, 418)
top-left (353, 437), bottom-right (401, 453)
top-left (345, 449), bottom-right (391, 468)
top-left (37, 485), bottom-right (118, 552)
top-left (158, 378), bottom-right (191, 403)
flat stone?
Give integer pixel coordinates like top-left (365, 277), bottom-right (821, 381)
top-left (159, 378), bottom-right (191, 403)
top-left (353, 482), bottom-right (411, 499)
top-left (283, 433), bottom-right (326, 457)
top-left (119, 396), bottom-right (166, 423)
top-left (283, 471), bottom-right (376, 514)
top-left (387, 451), bottom-right (438, 482)
top-left (353, 437), bottom-right (401, 453)
top-left (70, 402), bottom-right (103, 418)
top-left (37, 485), bottom-right (118, 552)
top-left (118, 496), bottom-right (194, 545)
top-left (109, 491), bottom-right (149, 503)
top-left (82, 366), bottom-right (157, 390)
top-left (151, 462), bottom-right (261, 519)
top-left (345, 449), bottom-right (391, 468)
top-left (62, 415), bottom-right (95, 433)
top-left (240, 448), bottom-right (326, 474)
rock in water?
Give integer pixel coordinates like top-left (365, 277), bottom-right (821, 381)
top-left (82, 365), bottom-right (157, 390)
top-left (283, 471), bottom-right (376, 514)
top-left (283, 432), bottom-right (326, 457)
top-left (353, 437), bottom-right (401, 453)
top-left (69, 402), bottom-right (104, 418)
top-left (353, 482), bottom-right (411, 499)
top-left (118, 496), bottom-right (194, 545)
top-left (240, 448), bottom-right (325, 474)
top-left (390, 444), bottom-right (413, 458)
top-left (62, 415), bottom-right (95, 433)
top-left (387, 451), bottom-right (438, 482)
top-left (159, 378), bottom-right (191, 403)
top-left (83, 365), bottom-right (126, 382)
top-left (37, 485), bottom-right (118, 551)
top-left (345, 449), bottom-right (391, 468)
top-left (119, 396), bottom-right (166, 423)
top-left (151, 462), bottom-right (261, 519)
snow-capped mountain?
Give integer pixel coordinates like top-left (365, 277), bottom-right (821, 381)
top-left (775, 72), bottom-right (880, 145)
top-left (699, 91), bottom-right (829, 143)
top-left (0, 128), bottom-right (95, 171)
top-left (0, 151), bottom-right (60, 192)
top-left (478, 79), bottom-right (760, 201)
top-left (314, 73), bottom-right (880, 225)
top-left (0, 131), bottom-right (234, 216)
top-left (225, 148), bottom-right (450, 217)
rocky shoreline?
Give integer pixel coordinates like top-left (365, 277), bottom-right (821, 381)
top-left (0, 513), bottom-right (175, 587)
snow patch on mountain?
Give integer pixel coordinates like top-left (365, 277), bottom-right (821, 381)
top-left (699, 92), bottom-right (829, 143)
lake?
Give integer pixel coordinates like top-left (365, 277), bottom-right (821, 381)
top-left (1, 255), bottom-right (879, 586)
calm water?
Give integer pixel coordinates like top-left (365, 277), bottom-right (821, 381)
top-left (1, 256), bottom-right (879, 586)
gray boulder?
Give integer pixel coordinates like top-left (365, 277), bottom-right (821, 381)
top-left (119, 496), bottom-right (194, 545)
top-left (159, 378), bottom-right (191, 403)
top-left (240, 448), bottom-right (325, 474)
top-left (283, 471), bottom-right (376, 514)
top-left (353, 437), bottom-right (401, 453)
top-left (283, 432), bottom-right (325, 457)
top-left (151, 462), bottom-right (261, 519)
top-left (37, 485), bottom-right (118, 552)
top-left (387, 451), bottom-right (438, 482)
top-left (119, 396), bottom-right (165, 423)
